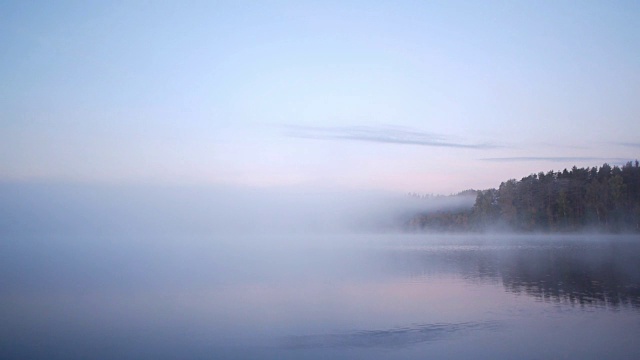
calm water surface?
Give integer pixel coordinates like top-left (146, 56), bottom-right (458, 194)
top-left (2, 234), bottom-right (640, 359)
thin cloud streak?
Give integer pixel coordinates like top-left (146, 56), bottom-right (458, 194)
top-left (480, 156), bottom-right (631, 164)
top-left (615, 142), bottom-right (640, 149)
top-left (284, 125), bottom-right (500, 149)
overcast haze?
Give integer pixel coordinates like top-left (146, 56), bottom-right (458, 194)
top-left (2, 1), bottom-right (639, 194)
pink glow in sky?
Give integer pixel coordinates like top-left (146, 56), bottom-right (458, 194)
top-left (2, 1), bottom-right (638, 194)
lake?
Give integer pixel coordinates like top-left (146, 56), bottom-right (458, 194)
top-left (2, 233), bottom-right (640, 359)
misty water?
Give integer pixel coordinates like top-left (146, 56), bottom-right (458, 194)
top-left (2, 186), bottom-right (640, 359)
top-left (4, 233), bottom-right (640, 359)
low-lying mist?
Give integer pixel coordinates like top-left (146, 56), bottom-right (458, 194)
top-left (0, 182), bottom-right (475, 238)
top-left (0, 182), bottom-right (474, 295)
top-left (3, 182), bottom-right (640, 360)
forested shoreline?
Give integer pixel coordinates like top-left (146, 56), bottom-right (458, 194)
top-left (408, 160), bottom-right (640, 232)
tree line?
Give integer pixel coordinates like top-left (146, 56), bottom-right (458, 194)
top-left (408, 160), bottom-right (640, 232)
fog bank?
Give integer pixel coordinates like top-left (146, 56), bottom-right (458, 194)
top-left (0, 182), bottom-right (475, 238)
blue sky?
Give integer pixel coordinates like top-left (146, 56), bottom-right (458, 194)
top-left (2, 1), bottom-right (639, 193)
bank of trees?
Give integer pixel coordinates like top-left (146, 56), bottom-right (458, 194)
top-left (410, 161), bottom-right (640, 232)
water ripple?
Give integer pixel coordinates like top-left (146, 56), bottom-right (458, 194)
top-left (282, 320), bottom-right (502, 349)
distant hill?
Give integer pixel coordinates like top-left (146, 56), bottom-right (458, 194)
top-left (408, 160), bottom-right (640, 233)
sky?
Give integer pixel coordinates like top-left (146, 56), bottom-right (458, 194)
top-left (1, 0), bottom-right (639, 194)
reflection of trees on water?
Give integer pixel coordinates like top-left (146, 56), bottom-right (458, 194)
top-left (498, 243), bottom-right (640, 309)
top-left (385, 240), bottom-right (640, 310)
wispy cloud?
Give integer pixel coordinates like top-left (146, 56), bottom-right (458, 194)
top-left (284, 125), bottom-right (499, 149)
top-left (615, 142), bottom-right (640, 149)
top-left (480, 156), bottom-right (631, 164)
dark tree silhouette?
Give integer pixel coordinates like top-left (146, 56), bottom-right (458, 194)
top-left (409, 161), bottom-right (640, 232)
